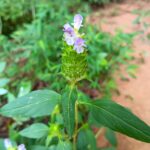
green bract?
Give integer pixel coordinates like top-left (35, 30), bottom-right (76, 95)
top-left (61, 43), bottom-right (87, 83)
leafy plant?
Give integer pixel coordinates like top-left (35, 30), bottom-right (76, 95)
top-left (0, 14), bottom-right (150, 150)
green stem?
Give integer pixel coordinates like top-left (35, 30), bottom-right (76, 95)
top-left (0, 16), bottom-right (2, 34)
top-left (95, 128), bottom-right (103, 139)
top-left (73, 101), bottom-right (78, 150)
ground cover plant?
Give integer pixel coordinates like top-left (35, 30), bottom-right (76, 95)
top-left (0, 14), bottom-right (150, 150)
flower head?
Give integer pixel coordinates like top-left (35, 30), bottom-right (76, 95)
top-left (18, 144), bottom-right (26, 150)
top-left (63, 14), bottom-right (86, 54)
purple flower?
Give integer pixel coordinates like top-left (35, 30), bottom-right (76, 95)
top-left (63, 14), bottom-right (86, 53)
top-left (18, 144), bottom-right (26, 150)
top-left (74, 38), bottom-right (86, 53)
top-left (4, 139), bottom-right (12, 149)
top-left (63, 23), bottom-right (76, 45)
top-left (63, 24), bottom-right (74, 34)
top-left (73, 14), bottom-right (83, 30)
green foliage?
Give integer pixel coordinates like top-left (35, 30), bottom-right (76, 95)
top-left (0, 0), bottom-right (31, 20)
top-left (105, 128), bottom-right (117, 147)
top-left (61, 86), bottom-right (78, 137)
top-left (0, 90), bottom-right (60, 118)
top-left (79, 99), bottom-right (150, 143)
top-left (0, 0), bottom-right (90, 94)
top-left (19, 123), bottom-right (49, 139)
top-left (77, 129), bottom-right (97, 150)
top-left (56, 141), bottom-right (72, 150)
top-left (86, 26), bottom-right (134, 93)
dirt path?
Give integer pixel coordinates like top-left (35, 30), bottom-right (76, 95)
top-left (89, 0), bottom-right (150, 149)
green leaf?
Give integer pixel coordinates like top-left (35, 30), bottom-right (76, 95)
top-left (31, 145), bottom-right (49, 150)
top-left (20, 123), bottom-right (49, 139)
top-left (0, 62), bottom-right (6, 73)
top-left (88, 112), bottom-right (102, 127)
top-left (79, 100), bottom-right (150, 143)
top-left (56, 141), bottom-right (72, 150)
top-left (0, 90), bottom-right (60, 118)
top-left (61, 86), bottom-right (77, 137)
top-left (77, 129), bottom-right (97, 150)
top-left (105, 128), bottom-right (117, 147)
top-left (0, 78), bottom-right (10, 87)
top-left (31, 145), bottom-right (56, 150)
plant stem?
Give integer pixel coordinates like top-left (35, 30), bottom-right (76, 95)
top-left (95, 128), bottom-right (103, 139)
top-left (73, 101), bottom-right (78, 150)
top-left (0, 16), bottom-right (2, 34)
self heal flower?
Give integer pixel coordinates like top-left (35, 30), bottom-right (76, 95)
top-left (63, 14), bottom-right (86, 54)
top-left (18, 144), bottom-right (26, 150)
top-left (74, 38), bottom-right (86, 54)
top-left (63, 23), bottom-right (74, 35)
top-left (63, 23), bottom-right (76, 45)
top-left (73, 14), bottom-right (83, 30)
top-left (4, 139), bottom-right (12, 149)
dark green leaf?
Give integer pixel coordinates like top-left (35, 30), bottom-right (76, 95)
top-left (31, 145), bottom-right (48, 150)
top-left (105, 128), bottom-right (117, 146)
top-left (61, 86), bottom-right (77, 137)
top-left (77, 129), bottom-right (97, 150)
top-left (20, 123), bottom-right (49, 139)
top-left (80, 100), bottom-right (150, 143)
top-left (0, 90), bottom-right (60, 118)
top-left (31, 145), bottom-right (56, 150)
top-left (56, 141), bottom-right (72, 150)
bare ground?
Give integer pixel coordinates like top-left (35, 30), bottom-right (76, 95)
top-left (88, 0), bottom-right (150, 149)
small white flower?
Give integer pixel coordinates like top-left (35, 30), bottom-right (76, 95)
top-left (18, 144), bottom-right (26, 150)
top-left (4, 139), bottom-right (12, 149)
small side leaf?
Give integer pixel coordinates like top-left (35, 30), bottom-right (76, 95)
top-left (105, 128), bottom-right (117, 147)
top-left (56, 141), bottom-right (72, 150)
top-left (77, 129), bottom-right (97, 150)
top-left (19, 123), bottom-right (49, 139)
